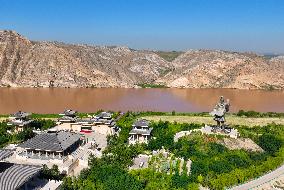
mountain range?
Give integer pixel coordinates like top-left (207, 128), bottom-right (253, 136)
top-left (0, 30), bottom-right (283, 89)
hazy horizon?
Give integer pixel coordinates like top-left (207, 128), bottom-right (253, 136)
top-left (1, 0), bottom-right (284, 54)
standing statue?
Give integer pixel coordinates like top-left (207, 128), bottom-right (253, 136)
top-left (210, 96), bottom-right (230, 130)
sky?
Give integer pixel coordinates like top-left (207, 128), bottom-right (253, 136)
top-left (0, 0), bottom-right (284, 53)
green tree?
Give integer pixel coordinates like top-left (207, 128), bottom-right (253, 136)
top-left (259, 133), bottom-right (282, 154)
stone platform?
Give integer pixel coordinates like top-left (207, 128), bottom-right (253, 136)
top-left (200, 125), bottom-right (239, 139)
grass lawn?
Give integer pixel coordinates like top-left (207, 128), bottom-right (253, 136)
top-left (142, 115), bottom-right (284, 127)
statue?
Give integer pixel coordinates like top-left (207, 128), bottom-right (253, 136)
top-left (210, 96), bottom-right (230, 132)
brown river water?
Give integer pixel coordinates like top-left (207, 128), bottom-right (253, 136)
top-left (0, 88), bottom-right (283, 114)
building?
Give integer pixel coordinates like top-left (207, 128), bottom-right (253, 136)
top-left (7, 111), bottom-right (33, 132)
top-left (93, 112), bottom-right (113, 124)
top-left (53, 112), bottom-right (119, 135)
top-left (58, 109), bottom-right (78, 123)
top-left (129, 119), bottom-right (153, 144)
top-left (10, 131), bottom-right (87, 176)
top-left (80, 112), bottom-right (120, 135)
top-left (0, 149), bottom-right (41, 190)
top-left (17, 131), bottom-right (82, 159)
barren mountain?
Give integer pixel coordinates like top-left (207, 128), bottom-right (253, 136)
top-left (0, 30), bottom-right (171, 88)
top-left (156, 50), bottom-right (284, 89)
top-left (0, 30), bottom-right (283, 89)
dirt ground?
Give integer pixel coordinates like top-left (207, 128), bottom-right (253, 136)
top-left (142, 115), bottom-right (284, 127)
top-left (218, 138), bottom-right (264, 152)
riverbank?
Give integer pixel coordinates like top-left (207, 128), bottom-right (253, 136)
top-left (142, 115), bottom-right (284, 127)
top-left (1, 111), bottom-right (284, 127)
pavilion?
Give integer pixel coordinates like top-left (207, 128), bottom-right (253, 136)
top-left (7, 111), bottom-right (33, 132)
top-left (129, 119), bottom-right (153, 144)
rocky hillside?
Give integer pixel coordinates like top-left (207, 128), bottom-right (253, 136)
top-left (0, 30), bottom-right (283, 89)
top-left (0, 30), bottom-right (171, 88)
top-left (156, 50), bottom-right (284, 89)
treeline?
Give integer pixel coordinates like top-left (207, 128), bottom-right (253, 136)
top-left (0, 121), bottom-right (34, 148)
top-left (0, 119), bottom-right (56, 148)
top-left (236, 110), bottom-right (284, 118)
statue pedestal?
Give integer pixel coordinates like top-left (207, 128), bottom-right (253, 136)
top-left (201, 125), bottom-right (239, 139)
top-left (211, 125), bottom-right (232, 134)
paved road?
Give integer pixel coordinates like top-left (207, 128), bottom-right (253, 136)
top-left (229, 164), bottom-right (284, 190)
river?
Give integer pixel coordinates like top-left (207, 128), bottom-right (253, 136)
top-left (0, 88), bottom-right (283, 114)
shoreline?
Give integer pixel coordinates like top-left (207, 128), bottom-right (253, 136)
top-left (1, 86), bottom-right (284, 91)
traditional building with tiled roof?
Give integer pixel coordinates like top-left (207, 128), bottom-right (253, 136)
top-left (129, 119), bottom-right (153, 144)
top-left (18, 131), bottom-right (81, 159)
top-left (0, 149), bottom-right (41, 190)
top-left (58, 109), bottom-right (78, 123)
top-left (7, 111), bottom-right (33, 132)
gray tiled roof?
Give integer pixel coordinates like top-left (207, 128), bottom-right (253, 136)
top-left (18, 132), bottom-right (81, 152)
top-left (10, 111), bottom-right (31, 118)
top-left (0, 149), bottom-right (13, 161)
top-left (59, 109), bottom-right (77, 116)
top-left (58, 116), bottom-right (77, 122)
top-left (76, 118), bottom-right (93, 123)
top-left (0, 162), bottom-right (41, 190)
top-left (95, 112), bottom-right (112, 119)
top-left (7, 119), bottom-right (33, 126)
top-left (133, 119), bottom-right (150, 127)
top-left (129, 128), bottom-right (153, 135)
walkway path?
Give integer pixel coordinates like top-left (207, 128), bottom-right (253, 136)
top-left (229, 164), bottom-right (284, 190)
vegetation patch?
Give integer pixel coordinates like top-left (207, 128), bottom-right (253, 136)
top-left (236, 110), bottom-right (284, 118)
top-left (0, 119), bottom-right (56, 148)
top-left (142, 115), bottom-right (284, 127)
top-left (137, 83), bottom-right (168, 88)
top-left (155, 51), bottom-right (183, 62)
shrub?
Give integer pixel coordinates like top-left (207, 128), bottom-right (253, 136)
top-left (259, 133), bottom-right (282, 154)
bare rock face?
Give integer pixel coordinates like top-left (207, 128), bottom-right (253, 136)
top-left (156, 50), bottom-right (284, 89)
top-left (0, 30), bottom-right (171, 88)
top-left (0, 30), bottom-right (283, 89)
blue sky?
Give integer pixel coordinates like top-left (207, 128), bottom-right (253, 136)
top-left (1, 0), bottom-right (284, 53)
